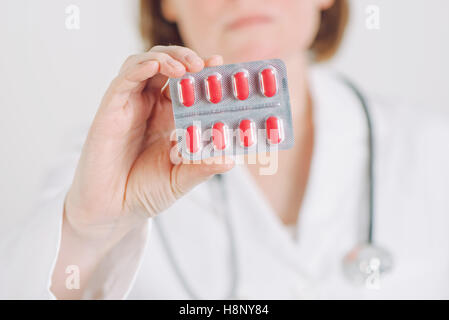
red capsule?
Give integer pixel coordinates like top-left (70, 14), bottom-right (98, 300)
top-left (178, 77), bottom-right (195, 107)
top-left (232, 70), bottom-right (249, 100)
top-left (212, 122), bottom-right (229, 151)
top-left (266, 116), bottom-right (284, 145)
top-left (205, 73), bottom-right (222, 104)
top-left (239, 119), bottom-right (256, 147)
top-left (259, 67), bottom-right (277, 98)
top-left (186, 125), bottom-right (201, 154)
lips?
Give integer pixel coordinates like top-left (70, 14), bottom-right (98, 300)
top-left (226, 15), bottom-right (274, 30)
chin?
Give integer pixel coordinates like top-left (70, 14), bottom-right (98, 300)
top-left (221, 30), bottom-right (299, 63)
top-left (223, 41), bottom-right (286, 63)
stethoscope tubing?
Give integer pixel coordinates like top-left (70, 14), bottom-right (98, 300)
top-left (338, 75), bottom-right (375, 243)
top-left (154, 174), bottom-right (239, 299)
top-left (154, 74), bottom-right (384, 298)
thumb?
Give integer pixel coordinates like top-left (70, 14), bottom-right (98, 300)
top-left (170, 156), bottom-right (235, 198)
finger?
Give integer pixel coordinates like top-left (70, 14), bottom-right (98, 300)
top-left (113, 52), bottom-right (187, 94)
top-left (161, 54), bottom-right (224, 101)
top-left (148, 46), bottom-right (204, 95)
top-left (121, 60), bottom-right (160, 85)
top-left (204, 54), bottom-right (224, 68)
top-left (170, 156), bottom-right (235, 199)
top-left (122, 52), bottom-right (186, 81)
top-left (151, 45), bottom-right (204, 73)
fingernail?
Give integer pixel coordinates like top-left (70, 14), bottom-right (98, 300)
top-left (209, 54), bottom-right (222, 62)
top-left (167, 59), bottom-right (185, 71)
top-left (185, 54), bottom-right (203, 67)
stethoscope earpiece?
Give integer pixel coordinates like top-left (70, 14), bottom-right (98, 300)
top-left (342, 243), bottom-right (393, 287)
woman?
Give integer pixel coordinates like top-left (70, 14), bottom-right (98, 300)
top-left (3, 0), bottom-right (449, 299)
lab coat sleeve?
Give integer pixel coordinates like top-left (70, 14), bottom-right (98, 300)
top-left (0, 130), bottom-right (151, 300)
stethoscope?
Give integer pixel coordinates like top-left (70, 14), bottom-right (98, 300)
top-left (154, 75), bottom-right (393, 299)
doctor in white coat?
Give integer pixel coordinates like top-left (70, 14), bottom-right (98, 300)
top-left (1, 0), bottom-right (449, 299)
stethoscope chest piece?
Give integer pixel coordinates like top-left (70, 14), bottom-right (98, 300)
top-left (342, 244), bottom-right (393, 287)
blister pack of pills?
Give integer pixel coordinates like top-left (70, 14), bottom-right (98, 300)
top-left (169, 59), bottom-right (294, 160)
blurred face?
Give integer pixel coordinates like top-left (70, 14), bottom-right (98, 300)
top-left (162, 0), bottom-right (334, 63)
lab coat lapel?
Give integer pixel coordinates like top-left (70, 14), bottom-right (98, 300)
top-left (293, 66), bottom-right (370, 278)
top-left (232, 164), bottom-right (305, 259)
top-left (226, 66), bottom-right (370, 285)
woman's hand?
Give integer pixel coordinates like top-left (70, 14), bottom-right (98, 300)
top-left (65, 46), bottom-right (233, 240)
top-left (51, 46), bottom-right (233, 299)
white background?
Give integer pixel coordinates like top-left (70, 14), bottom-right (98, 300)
top-left (0, 0), bottom-right (448, 232)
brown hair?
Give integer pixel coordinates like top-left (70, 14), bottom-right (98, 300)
top-left (140, 0), bottom-right (349, 62)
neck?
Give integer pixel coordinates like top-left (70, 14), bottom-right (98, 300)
top-left (282, 53), bottom-right (311, 126)
top-left (245, 53), bottom-right (315, 226)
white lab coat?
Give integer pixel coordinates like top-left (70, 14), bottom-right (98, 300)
top-left (1, 66), bottom-right (449, 299)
